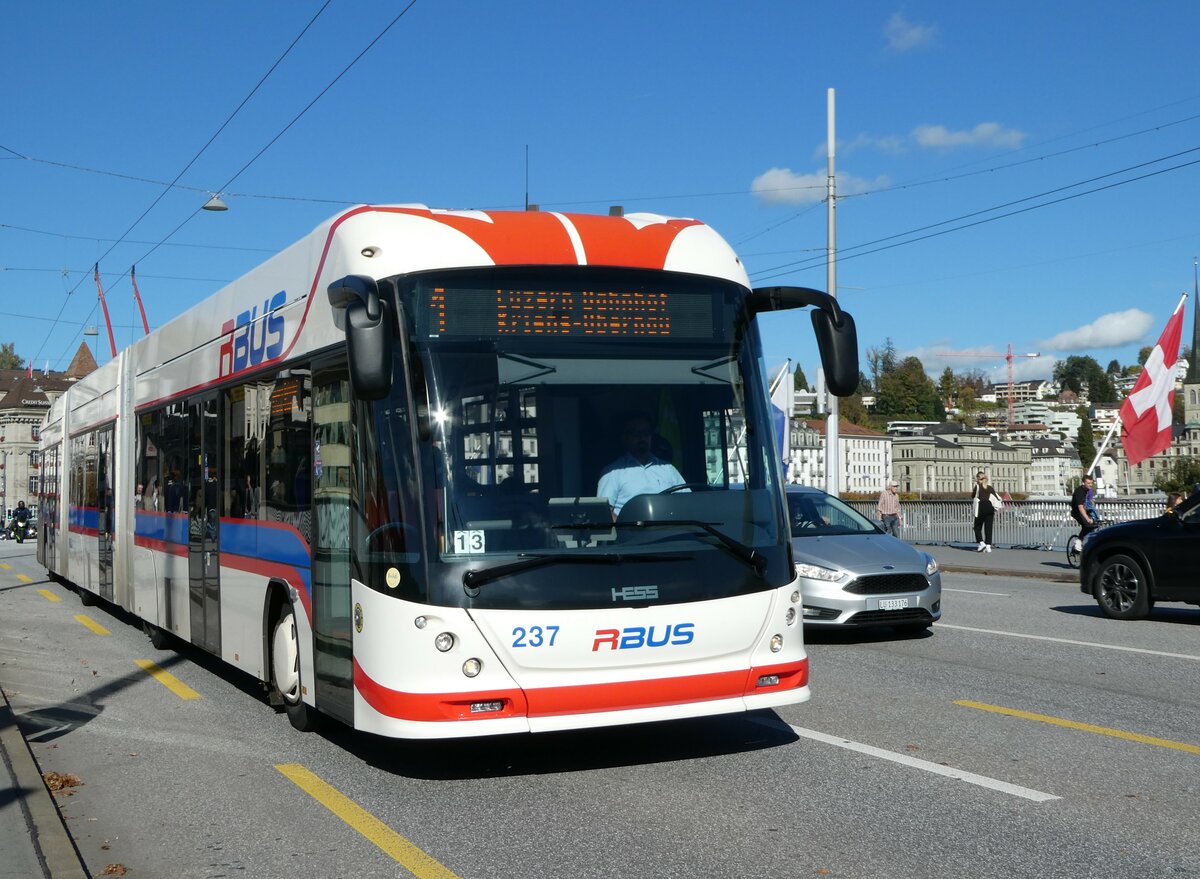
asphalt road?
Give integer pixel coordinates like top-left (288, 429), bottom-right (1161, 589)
top-left (1, 541), bottom-right (1197, 879)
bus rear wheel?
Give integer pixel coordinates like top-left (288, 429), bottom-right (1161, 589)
top-left (270, 607), bottom-right (320, 732)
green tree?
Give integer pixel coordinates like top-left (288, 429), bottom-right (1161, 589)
top-left (865, 338), bottom-right (897, 389)
top-left (839, 393), bottom-right (870, 425)
top-left (1075, 406), bottom-right (1095, 471)
top-left (875, 356), bottom-right (939, 420)
top-left (1054, 356), bottom-right (1116, 404)
top-left (1153, 456), bottom-right (1200, 493)
top-left (793, 363), bottom-right (809, 391)
top-left (937, 366), bottom-right (958, 408)
top-left (0, 342), bottom-right (22, 370)
top-left (1105, 359), bottom-right (1121, 375)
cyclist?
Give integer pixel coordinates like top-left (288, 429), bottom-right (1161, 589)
top-left (1070, 473), bottom-right (1098, 544)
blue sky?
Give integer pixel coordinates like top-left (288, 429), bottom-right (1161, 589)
top-left (4, 1), bottom-right (1199, 389)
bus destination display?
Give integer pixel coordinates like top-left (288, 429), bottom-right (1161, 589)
top-left (426, 287), bottom-right (715, 338)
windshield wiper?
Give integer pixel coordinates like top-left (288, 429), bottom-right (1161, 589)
top-left (608, 519), bottom-right (769, 578)
top-left (463, 551), bottom-right (690, 594)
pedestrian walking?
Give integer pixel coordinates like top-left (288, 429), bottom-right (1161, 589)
top-left (970, 471), bottom-right (1003, 552)
top-left (876, 479), bottom-right (903, 538)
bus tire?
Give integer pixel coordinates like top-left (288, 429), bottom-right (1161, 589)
top-left (270, 606), bottom-right (320, 732)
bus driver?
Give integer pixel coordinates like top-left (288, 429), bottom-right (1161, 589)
top-left (597, 413), bottom-right (685, 517)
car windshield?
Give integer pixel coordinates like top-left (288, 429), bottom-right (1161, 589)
top-left (787, 491), bottom-right (879, 536)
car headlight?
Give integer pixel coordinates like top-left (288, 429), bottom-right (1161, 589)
top-left (924, 554), bottom-right (939, 576)
top-left (794, 562), bottom-right (847, 582)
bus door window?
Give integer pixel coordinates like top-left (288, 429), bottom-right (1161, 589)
top-left (263, 370), bottom-right (312, 544)
top-left (312, 362), bottom-right (354, 720)
top-left (354, 365), bottom-right (423, 599)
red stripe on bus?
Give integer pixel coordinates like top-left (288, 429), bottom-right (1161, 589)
top-left (352, 656), bottom-right (807, 723)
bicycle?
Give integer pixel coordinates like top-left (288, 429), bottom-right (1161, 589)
top-left (1066, 514), bottom-right (1105, 568)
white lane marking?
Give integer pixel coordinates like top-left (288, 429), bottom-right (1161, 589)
top-left (758, 719), bottom-right (1060, 802)
top-left (937, 623), bottom-right (1200, 662)
top-left (944, 588), bottom-right (1009, 596)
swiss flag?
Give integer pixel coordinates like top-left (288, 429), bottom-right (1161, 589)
top-left (1119, 296), bottom-right (1186, 466)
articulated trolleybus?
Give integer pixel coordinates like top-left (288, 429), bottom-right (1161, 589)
top-left (38, 205), bottom-right (857, 739)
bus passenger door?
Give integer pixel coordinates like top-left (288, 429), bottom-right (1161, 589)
top-left (97, 426), bottom-right (115, 602)
top-left (188, 395), bottom-right (221, 654)
top-left (311, 362), bottom-right (353, 723)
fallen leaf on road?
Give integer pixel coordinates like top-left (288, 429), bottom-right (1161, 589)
top-left (43, 772), bottom-right (82, 791)
top-left (102, 865), bottom-right (127, 876)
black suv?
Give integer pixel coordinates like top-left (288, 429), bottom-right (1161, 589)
top-left (1080, 492), bottom-right (1200, 619)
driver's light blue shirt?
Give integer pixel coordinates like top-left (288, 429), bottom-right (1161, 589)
top-left (597, 454), bottom-right (686, 516)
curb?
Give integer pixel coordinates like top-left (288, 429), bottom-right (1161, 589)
top-left (0, 687), bottom-right (90, 879)
top-left (937, 564), bottom-right (1079, 584)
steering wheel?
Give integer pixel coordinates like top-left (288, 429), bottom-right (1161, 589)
top-left (660, 483), bottom-right (711, 494)
top-left (365, 522), bottom-right (417, 547)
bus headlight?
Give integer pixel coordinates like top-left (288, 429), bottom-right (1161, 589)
top-left (434, 632), bottom-right (455, 652)
top-left (770, 634), bottom-right (784, 653)
top-left (785, 608), bottom-right (797, 626)
top-left (462, 658), bottom-right (482, 678)
top-left (414, 616), bottom-right (428, 630)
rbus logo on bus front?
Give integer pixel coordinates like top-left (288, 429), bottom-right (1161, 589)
top-left (218, 291), bottom-right (287, 377)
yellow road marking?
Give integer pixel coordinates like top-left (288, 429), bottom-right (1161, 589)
top-left (134, 659), bottom-right (200, 701)
top-left (0, 562), bottom-right (9, 570)
top-left (275, 764), bottom-right (461, 879)
top-left (16, 573), bottom-right (33, 583)
top-left (74, 614), bottom-right (110, 635)
top-left (36, 588), bottom-right (60, 602)
top-left (956, 700), bottom-right (1200, 755)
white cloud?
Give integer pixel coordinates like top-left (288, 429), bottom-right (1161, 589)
top-left (885, 12), bottom-right (936, 51)
top-left (750, 167), bottom-right (890, 206)
top-left (905, 345), bottom-right (1051, 384)
top-left (913, 122), bottom-right (1027, 150)
top-left (1039, 309), bottom-right (1156, 351)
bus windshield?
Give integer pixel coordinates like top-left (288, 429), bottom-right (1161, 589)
top-left (373, 268), bottom-right (791, 609)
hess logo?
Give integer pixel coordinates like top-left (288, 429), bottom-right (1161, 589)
top-left (592, 623), bottom-right (695, 651)
top-left (218, 290), bottom-right (287, 377)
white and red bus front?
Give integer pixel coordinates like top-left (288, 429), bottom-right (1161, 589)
top-left (338, 257), bottom-right (808, 738)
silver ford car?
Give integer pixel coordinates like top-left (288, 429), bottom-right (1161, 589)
top-left (786, 485), bottom-right (941, 634)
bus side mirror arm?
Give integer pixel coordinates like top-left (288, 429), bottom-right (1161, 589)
top-left (746, 286), bottom-right (859, 399)
top-left (328, 275), bottom-right (393, 400)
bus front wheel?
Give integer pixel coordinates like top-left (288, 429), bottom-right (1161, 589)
top-left (270, 607), bottom-right (320, 732)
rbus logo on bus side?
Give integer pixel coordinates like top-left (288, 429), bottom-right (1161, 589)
top-left (218, 290), bottom-right (287, 377)
top-left (592, 623), bottom-right (695, 651)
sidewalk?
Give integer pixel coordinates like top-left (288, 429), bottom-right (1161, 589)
top-left (0, 687), bottom-right (88, 879)
top-left (924, 543), bottom-right (1080, 583)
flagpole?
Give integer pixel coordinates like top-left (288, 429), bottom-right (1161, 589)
top-left (1086, 418), bottom-right (1121, 476)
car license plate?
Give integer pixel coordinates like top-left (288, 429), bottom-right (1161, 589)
top-left (879, 598), bottom-right (910, 611)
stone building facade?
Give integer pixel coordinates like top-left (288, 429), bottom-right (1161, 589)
top-left (891, 423), bottom-right (1031, 496)
top-left (0, 345), bottom-right (97, 518)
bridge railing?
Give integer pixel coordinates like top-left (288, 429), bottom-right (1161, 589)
top-left (843, 499), bottom-right (1165, 550)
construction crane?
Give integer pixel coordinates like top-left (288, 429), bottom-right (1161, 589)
top-left (935, 343), bottom-right (1042, 428)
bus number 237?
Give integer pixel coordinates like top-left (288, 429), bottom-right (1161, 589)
top-left (512, 626), bottom-right (559, 648)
